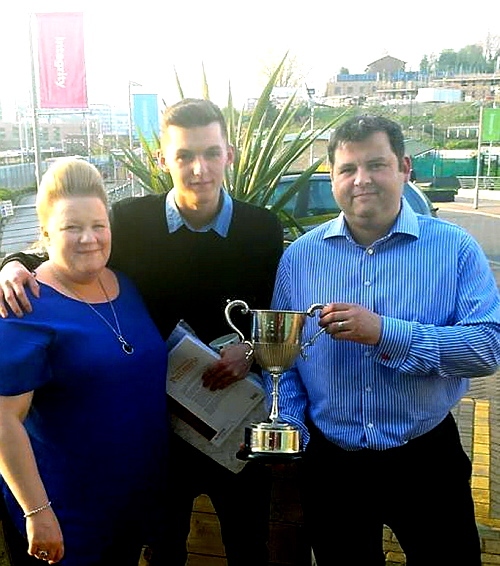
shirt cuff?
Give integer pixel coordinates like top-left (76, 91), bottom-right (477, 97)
top-left (372, 315), bottom-right (413, 367)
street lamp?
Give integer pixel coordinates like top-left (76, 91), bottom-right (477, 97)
top-left (127, 81), bottom-right (142, 197)
top-left (128, 80), bottom-right (142, 151)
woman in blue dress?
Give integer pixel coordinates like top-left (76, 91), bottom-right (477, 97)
top-left (0, 158), bottom-right (168, 565)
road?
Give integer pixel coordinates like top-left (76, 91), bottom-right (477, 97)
top-left (438, 206), bottom-right (500, 288)
top-left (0, 193), bottom-right (38, 257)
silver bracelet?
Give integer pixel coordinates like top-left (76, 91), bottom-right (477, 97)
top-left (23, 501), bottom-right (52, 518)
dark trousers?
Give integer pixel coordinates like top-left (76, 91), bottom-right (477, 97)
top-left (149, 434), bottom-right (272, 566)
top-left (300, 414), bottom-right (481, 566)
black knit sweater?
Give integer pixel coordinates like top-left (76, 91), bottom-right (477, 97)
top-left (109, 194), bottom-right (284, 343)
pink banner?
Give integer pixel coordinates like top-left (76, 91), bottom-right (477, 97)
top-left (36, 12), bottom-right (88, 109)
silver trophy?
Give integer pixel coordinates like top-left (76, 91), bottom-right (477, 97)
top-left (224, 299), bottom-right (325, 461)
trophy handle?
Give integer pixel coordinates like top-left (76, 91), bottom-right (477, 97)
top-left (224, 300), bottom-right (254, 359)
top-left (301, 303), bottom-right (326, 359)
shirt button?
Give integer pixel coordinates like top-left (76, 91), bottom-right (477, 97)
top-left (367, 248), bottom-right (374, 255)
top-left (364, 350), bottom-right (371, 357)
top-left (366, 386), bottom-right (372, 392)
top-left (364, 280), bottom-right (372, 286)
top-left (367, 422), bottom-right (374, 429)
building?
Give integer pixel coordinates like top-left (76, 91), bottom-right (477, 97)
top-left (325, 56), bottom-right (423, 105)
top-left (415, 88), bottom-right (463, 103)
top-left (325, 55), bottom-right (500, 106)
top-left (431, 73), bottom-right (500, 102)
top-left (365, 55), bottom-right (406, 75)
top-left (0, 105), bottom-right (130, 153)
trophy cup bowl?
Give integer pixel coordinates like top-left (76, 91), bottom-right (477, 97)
top-left (224, 300), bottom-right (325, 462)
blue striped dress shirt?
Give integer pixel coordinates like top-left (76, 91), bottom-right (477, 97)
top-left (268, 198), bottom-right (500, 450)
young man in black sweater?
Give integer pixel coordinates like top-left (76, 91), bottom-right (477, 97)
top-left (0, 99), bottom-right (284, 565)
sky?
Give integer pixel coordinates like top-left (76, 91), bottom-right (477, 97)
top-left (0, 0), bottom-right (499, 119)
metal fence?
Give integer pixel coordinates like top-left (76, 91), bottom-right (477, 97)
top-left (106, 181), bottom-right (135, 204)
top-left (457, 177), bottom-right (500, 190)
top-left (0, 158), bottom-right (126, 191)
top-left (0, 163), bottom-right (43, 190)
top-left (412, 154), bottom-right (500, 180)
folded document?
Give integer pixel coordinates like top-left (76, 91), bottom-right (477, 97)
top-left (166, 325), bottom-right (267, 472)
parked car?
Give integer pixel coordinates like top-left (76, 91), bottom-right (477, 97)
top-left (273, 172), bottom-right (437, 219)
top-left (270, 172), bottom-right (438, 242)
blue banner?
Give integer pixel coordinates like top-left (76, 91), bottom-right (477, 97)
top-left (132, 93), bottom-right (159, 143)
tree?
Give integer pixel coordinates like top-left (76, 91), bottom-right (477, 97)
top-left (436, 49), bottom-right (458, 74)
top-left (419, 55), bottom-right (430, 74)
top-left (425, 43), bottom-right (493, 75)
top-left (339, 67), bottom-right (349, 75)
top-left (484, 33), bottom-right (500, 72)
top-left (457, 44), bottom-right (488, 73)
top-left (260, 52), bottom-right (305, 88)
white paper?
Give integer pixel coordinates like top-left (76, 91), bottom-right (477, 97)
top-left (166, 327), bottom-right (268, 472)
top-left (171, 399), bottom-right (268, 473)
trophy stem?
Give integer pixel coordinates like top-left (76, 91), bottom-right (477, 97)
top-left (269, 372), bottom-right (282, 423)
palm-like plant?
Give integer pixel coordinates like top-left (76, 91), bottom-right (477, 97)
top-left (114, 54), bottom-right (346, 234)
top-left (116, 131), bottom-right (172, 194)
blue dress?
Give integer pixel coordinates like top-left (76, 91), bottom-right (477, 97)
top-left (0, 271), bottom-right (168, 565)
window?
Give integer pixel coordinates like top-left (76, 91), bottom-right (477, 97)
top-left (268, 181), bottom-right (298, 213)
top-left (308, 180), bottom-right (339, 215)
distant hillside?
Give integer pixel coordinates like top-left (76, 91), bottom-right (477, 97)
top-left (313, 101), bottom-right (487, 149)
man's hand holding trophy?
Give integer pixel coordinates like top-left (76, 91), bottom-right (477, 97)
top-left (224, 299), bottom-right (325, 463)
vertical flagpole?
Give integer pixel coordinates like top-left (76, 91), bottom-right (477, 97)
top-left (29, 13), bottom-right (43, 189)
top-left (473, 105), bottom-right (483, 210)
top-left (128, 81), bottom-right (134, 151)
top-left (85, 113), bottom-right (91, 158)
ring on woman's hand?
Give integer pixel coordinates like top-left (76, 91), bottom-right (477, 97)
top-left (37, 550), bottom-right (49, 560)
top-left (337, 320), bottom-right (345, 330)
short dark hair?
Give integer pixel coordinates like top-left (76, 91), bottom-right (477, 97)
top-left (161, 98), bottom-right (228, 142)
top-left (327, 115), bottom-right (405, 170)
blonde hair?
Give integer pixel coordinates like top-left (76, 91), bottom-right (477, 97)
top-left (36, 157), bottom-right (107, 225)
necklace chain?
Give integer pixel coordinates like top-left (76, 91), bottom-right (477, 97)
top-left (51, 269), bottom-right (134, 355)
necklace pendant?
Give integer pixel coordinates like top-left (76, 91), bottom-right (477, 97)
top-left (122, 342), bottom-right (134, 355)
top-left (117, 334), bottom-right (134, 355)
top-left (52, 270), bottom-right (135, 355)
top-left (121, 341), bottom-right (134, 355)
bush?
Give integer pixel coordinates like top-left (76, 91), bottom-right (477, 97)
top-left (0, 188), bottom-right (12, 201)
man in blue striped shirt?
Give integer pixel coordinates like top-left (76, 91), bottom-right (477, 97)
top-left (269, 115), bottom-right (500, 565)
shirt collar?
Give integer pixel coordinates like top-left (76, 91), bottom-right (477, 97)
top-left (323, 197), bottom-right (420, 242)
top-left (165, 188), bottom-right (233, 236)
